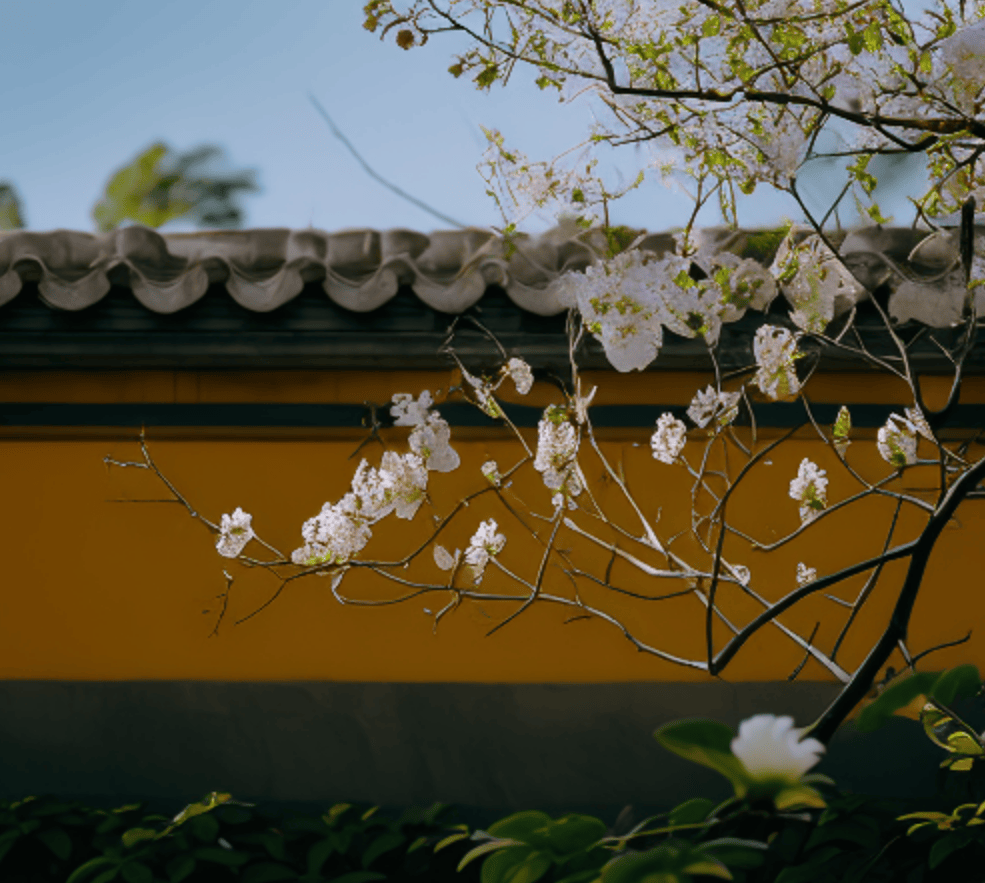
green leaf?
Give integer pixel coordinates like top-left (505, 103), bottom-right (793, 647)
top-left (773, 785), bottom-right (827, 811)
top-left (165, 854), bottom-right (196, 883)
top-left (307, 839), bottom-right (334, 875)
top-left (327, 873), bottom-right (386, 883)
top-left (544, 814), bottom-right (607, 855)
top-left (435, 831), bottom-right (472, 852)
top-left (121, 828), bottom-right (158, 849)
top-left (667, 798), bottom-right (714, 827)
top-left (805, 820), bottom-right (880, 851)
top-left (120, 862), bottom-right (153, 883)
top-left (555, 871), bottom-right (603, 883)
top-left (36, 825), bottom-right (73, 860)
top-left (921, 701), bottom-right (985, 757)
top-left (930, 665), bottom-right (981, 706)
top-left (653, 720), bottom-right (751, 795)
top-left (185, 812), bottom-right (220, 843)
top-left (459, 840), bottom-right (525, 871)
top-left (360, 806), bottom-right (379, 822)
top-left (192, 846), bottom-right (251, 866)
top-left (67, 856), bottom-right (118, 883)
top-left (92, 871), bottom-right (122, 883)
top-left (702, 15), bottom-right (722, 36)
top-left (598, 844), bottom-right (687, 883)
top-left (929, 832), bottom-right (973, 869)
top-left (682, 858), bottom-right (732, 879)
top-left (488, 812), bottom-right (554, 843)
top-left (0, 181), bottom-right (27, 230)
top-left (855, 672), bottom-right (940, 732)
top-left (361, 830), bottom-right (405, 868)
top-left (481, 846), bottom-right (551, 883)
top-left (700, 838), bottom-right (769, 870)
top-left (240, 862), bottom-right (299, 882)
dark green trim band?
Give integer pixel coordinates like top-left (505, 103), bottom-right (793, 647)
top-left (2, 401), bottom-right (984, 429)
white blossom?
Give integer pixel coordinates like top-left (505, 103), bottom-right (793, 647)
top-left (687, 385), bottom-right (741, 430)
top-left (378, 451), bottom-right (429, 520)
top-left (796, 563), bottom-right (817, 586)
top-left (216, 507), bottom-right (255, 559)
top-left (732, 564), bottom-right (751, 586)
top-left (553, 249), bottom-right (671, 372)
top-left (771, 234), bottom-right (865, 333)
top-left (462, 368), bottom-right (502, 418)
top-left (789, 458), bottom-right (828, 523)
top-left (753, 325), bottom-right (801, 401)
top-left (409, 413), bottom-right (461, 472)
top-left (534, 407), bottom-right (579, 475)
top-left (391, 391), bottom-right (433, 427)
top-left (292, 493), bottom-right (372, 567)
top-left (481, 460), bottom-right (501, 486)
top-left (506, 357), bottom-right (534, 395)
top-left (571, 383), bottom-right (597, 425)
top-left (650, 412), bottom-right (687, 464)
top-left (465, 518), bottom-right (506, 584)
top-left (937, 20), bottom-right (985, 111)
top-left (433, 545), bottom-right (460, 571)
top-left (877, 414), bottom-right (918, 469)
top-left (833, 406), bottom-right (852, 456)
top-left (731, 715), bottom-right (825, 784)
top-left (904, 407), bottom-right (934, 442)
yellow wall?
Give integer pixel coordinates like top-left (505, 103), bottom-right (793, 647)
top-left (2, 368), bottom-right (983, 683)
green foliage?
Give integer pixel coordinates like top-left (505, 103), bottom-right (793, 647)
top-left (90, 141), bottom-right (259, 233)
top-left (855, 666), bottom-right (982, 735)
top-left (0, 793), bottom-right (478, 883)
top-left (0, 180), bottom-right (26, 230)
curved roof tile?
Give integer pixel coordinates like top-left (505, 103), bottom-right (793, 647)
top-left (0, 222), bottom-right (982, 327)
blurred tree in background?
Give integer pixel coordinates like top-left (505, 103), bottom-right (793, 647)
top-left (1, 141), bottom-right (259, 233)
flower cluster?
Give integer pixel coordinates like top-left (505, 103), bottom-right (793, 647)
top-left (753, 325), bottom-right (801, 401)
top-left (465, 519), bottom-right (506, 585)
top-left (687, 385), bottom-right (741, 430)
top-left (481, 460), bottom-right (502, 486)
top-left (216, 507), bottom-right (255, 559)
top-left (796, 563), bottom-right (817, 586)
top-left (391, 391), bottom-right (460, 472)
top-left (789, 458), bottom-right (828, 523)
top-left (291, 451), bottom-right (428, 567)
top-left (506, 357), bottom-right (534, 395)
top-left (533, 405), bottom-right (583, 508)
top-left (770, 233), bottom-right (866, 333)
top-left (877, 414), bottom-right (918, 469)
top-left (650, 412), bottom-right (687, 464)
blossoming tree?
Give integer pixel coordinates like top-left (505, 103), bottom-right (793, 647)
top-left (107, 0), bottom-right (985, 775)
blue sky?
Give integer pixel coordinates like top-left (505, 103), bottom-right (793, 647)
top-left (1, 0), bottom-right (920, 235)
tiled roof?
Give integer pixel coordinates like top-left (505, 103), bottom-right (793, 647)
top-left (0, 223), bottom-right (982, 325)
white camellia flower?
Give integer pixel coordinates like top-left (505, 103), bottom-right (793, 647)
top-left (506, 357), bottom-right (534, 395)
top-left (877, 414), bottom-right (918, 469)
top-left (687, 385), bottom-right (741, 430)
top-left (796, 563), bottom-right (817, 586)
top-left (731, 715), bottom-right (825, 784)
top-left (216, 507), bottom-right (255, 559)
top-left (753, 325), bottom-right (801, 401)
top-left (465, 519), bottom-right (506, 584)
top-left (789, 458), bottom-right (828, 523)
top-left (650, 412), bottom-right (687, 464)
